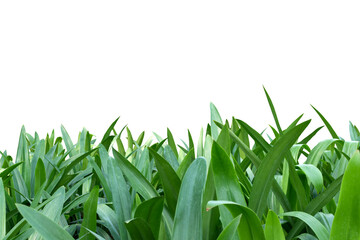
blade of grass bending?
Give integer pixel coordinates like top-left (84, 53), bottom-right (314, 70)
top-left (16, 204), bottom-right (74, 240)
top-left (297, 164), bottom-right (324, 193)
top-left (207, 200), bottom-right (265, 240)
top-left (0, 179), bottom-right (5, 239)
top-left (282, 211), bottom-right (329, 240)
top-left (79, 186), bottom-right (99, 240)
top-left (265, 210), bottom-right (285, 240)
top-left (149, 147), bottom-right (180, 217)
top-left (134, 197), bottom-right (164, 239)
top-left (330, 151), bottom-right (360, 239)
top-left (173, 158), bottom-right (207, 240)
top-left (112, 148), bottom-right (158, 200)
top-left (249, 120), bottom-right (310, 219)
top-left (311, 105), bottom-right (339, 139)
top-left (217, 215), bottom-right (241, 240)
top-left (304, 139), bottom-right (342, 166)
top-left (263, 86), bottom-right (282, 134)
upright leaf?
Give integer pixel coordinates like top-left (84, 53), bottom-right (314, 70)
top-left (173, 158), bottom-right (207, 240)
top-left (330, 151), bottom-right (360, 239)
top-left (249, 120), bottom-right (310, 218)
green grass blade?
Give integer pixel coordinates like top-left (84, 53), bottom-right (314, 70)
top-left (97, 204), bottom-right (121, 240)
top-left (211, 141), bottom-right (246, 206)
top-left (107, 157), bottom-right (131, 240)
top-left (349, 121), bottom-right (360, 141)
top-left (79, 186), bottom-right (99, 240)
top-left (330, 151), bottom-right (360, 239)
top-left (149, 147), bottom-right (180, 217)
top-left (101, 117), bottom-right (120, 144)
top-left (207, 200), bottom-right (266, 240)
top-left (249, 120), bottom-right (310, 218)
top-left (282, 211), bottom-right (329, 240)
top-left (134, 197), bottom-right (164, 239)
top-left (286, 176), bottom-right (342, 239)
top-left (304, 139), bottom-right (342, 166)
top-left (210, 102), bottom-right (223, 140)
top-left (125, 218), bottom-right (155, 240)
top-left (16, 204), bottom-right (74, 240)
top-left (311, 105), bottom-right (339, 139)
top-left (167, 128), bottom-right (178, 159)
top-left (0, 179), bottom-right (5, 239)
top-left (265, 210), bottom-right (285, 240)
top-left (61, 124), bottom-right (75, 157)
top-left (263, 86), bottom-right (282, 133)
top-left (297, 164), bottom-right (324, 193)
top-left (217, 215), bottom-right (241, 240)
top-left (173, 158), bottom-right (207, 240)
top-left (112, 148), bottom-right (158, 200)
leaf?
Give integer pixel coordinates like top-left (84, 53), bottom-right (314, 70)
top-left (304, 139), bottom-right (342, 166)
top-left (207, 200), bottom-right (266, 240)
top-left (97, 204), bottom-right (121, 240)
top-left (16, 204), bottom-right (74, 240)
top-left (330, 151), bottom-right (360, 240)
top-left (282, 211), bottom-right (329, 240)
top-left (149, 147), bottom-right (180, 217)
top-left (249, 120), bottom-right (310, 218)
top-left (210, 102), bottom-right (223, 140)
top-left (263, 86), bottom-right (282, 133)
top-left (125, 218), bottom-right (155, 240)
top-left (61, 124), bottom-right (75, 157)
top-left (173, 158), bottom-right (207, 240)
top-left (167, 128), bottom-right (178, 159)
top-left (311, 105), bottom-right (339, 139)
top-left (107, 157), bottom-right (131, 240)
top-left (297, 164), bottom-right (324, 193)
top-left (79, 186), bottom-right (99, 240)
top-left (265, 210), bottom-right (285, 240)
top-left (0, 178), bottom-right (5, 239)
top-left (349, 121), bottom-right (360, 141)
top-left (134, 197), bottom-right (164, 239)
top-left (112, 148), bottom-right (158, 200)
top-left (217, 215), bottom-right (241, 240)
top-left (211, 141), bottom-right (246, 229)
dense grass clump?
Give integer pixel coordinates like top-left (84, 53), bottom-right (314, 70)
top-left (0, 88), bottom-right (359, 240)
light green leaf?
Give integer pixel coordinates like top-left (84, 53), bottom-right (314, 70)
top-left (249, 120), bottom-right (310, 218)
top-left (0, 178), bottom-right (5, 239)
top-left (207, 200), bottom-right (265, 240)
top-left (297, 164), bottom-right (324, 193)
top-left (265, 210), bottom-right (285, 240)
top-left (282, 211), bottom-right (329, 240)
top-left (217, 215), bottom-right (241, 240)
top-left (173, 158), bottom-right (207, 240)
top-left (16, 204), bottom-right (74, 240)
top-left (330, 151), bottom-right (360, 240)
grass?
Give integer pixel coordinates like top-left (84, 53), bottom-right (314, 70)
top-left (0, 88), bottom-right (359, 240)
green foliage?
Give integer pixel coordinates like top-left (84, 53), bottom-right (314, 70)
top-left (0, 88), bottom-right (359, 239)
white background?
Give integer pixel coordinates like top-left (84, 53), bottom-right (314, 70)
top-left (0, 1), bottom-right (359, 156)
